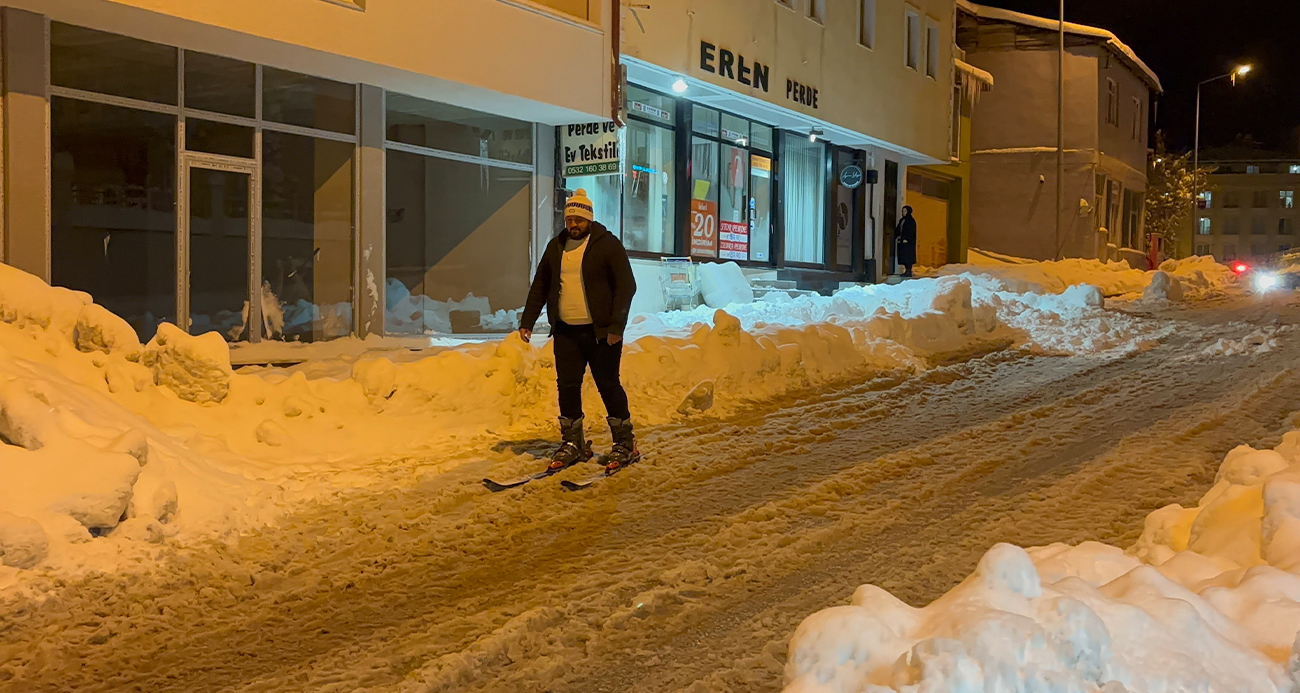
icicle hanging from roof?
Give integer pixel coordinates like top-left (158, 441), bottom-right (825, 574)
top-left (955, 59), bottom-right (994, 105)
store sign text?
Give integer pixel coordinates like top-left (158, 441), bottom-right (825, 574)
top-left (786, 79), bottom-right (819, 109)
top-left (690, 199), bottom-right (719, 257)
top-left (561, 122), bottom-right (620, 177)
top-left (699, 41), bottom-right (770, 93)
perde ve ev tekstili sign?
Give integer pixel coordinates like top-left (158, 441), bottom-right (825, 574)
top-left (562, 122), bottom-right (619, 177)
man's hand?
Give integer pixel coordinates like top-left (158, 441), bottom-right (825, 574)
top-left (519, 328), bottom-right (532, 344)
top-left (607, 333), bottom-right (622, 345)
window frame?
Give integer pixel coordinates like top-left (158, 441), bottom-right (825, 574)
top-left (924, 17), bottom-right (941, 80)
top-left (1130, 96), bottom-right (1142, 140)
top-left (1106, 79), bottom-right (1119, 126)
top-left (904, 6), bottom-right (922, 71)
top-left (806, 0), bottom-right (825, 23)
top-left (859, 0), bottom-right (877, 49)
top-left (687, 105), bottom-right (779, 265)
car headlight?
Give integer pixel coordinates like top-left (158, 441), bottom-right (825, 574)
top-left (1255, 273), bottom-right (1280, 291)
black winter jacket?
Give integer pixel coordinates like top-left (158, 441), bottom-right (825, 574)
top-left (895, 214), bottom-right (918, 266)
top-left (520, 222), bottom-right (637, 338)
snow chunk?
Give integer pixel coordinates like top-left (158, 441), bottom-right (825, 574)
top-left (697, 261), bottom-right (755, 309)
top-left (0, 512), bottom-right (48, 569)
top-left (142, 323), bottom-right (233, 403)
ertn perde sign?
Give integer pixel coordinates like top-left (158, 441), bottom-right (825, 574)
top-left (562, 122), bottom-right (620, 177)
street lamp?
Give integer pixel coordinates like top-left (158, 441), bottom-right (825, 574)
top-left (1192, 64), bottom-right (1253, 218)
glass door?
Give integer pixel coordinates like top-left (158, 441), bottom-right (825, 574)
top-left (180, 155), bottom-right (260, 342)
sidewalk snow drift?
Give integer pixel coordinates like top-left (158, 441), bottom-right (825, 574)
top-left (0, 256), bottom-right (1226, 585)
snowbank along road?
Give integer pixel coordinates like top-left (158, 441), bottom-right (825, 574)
top-left (3, 292), bottom-right (1300, 693)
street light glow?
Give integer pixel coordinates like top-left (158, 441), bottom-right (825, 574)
top-left (1235, 64), bottom-right (1253, 76)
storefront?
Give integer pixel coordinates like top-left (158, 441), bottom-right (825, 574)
top-left (557, 77), bottom-right (877, 294)
top-left (39, 20), bottom-right (555, 344)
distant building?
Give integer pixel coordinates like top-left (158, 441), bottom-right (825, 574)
top-left (1193, 144), bottom-right (1300, 262)
top-left (907, 58), bottom-right (994, 269)
top-left (957, 0), bottom-right (1162, 263)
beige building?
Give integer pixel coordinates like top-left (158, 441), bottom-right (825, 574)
top-left (8, 0), bottom-right (968, 346)
top-left (1193, 145), bottom-right (1300, 262)
top-left (957, 1), bottom-right (1161, 262)
top-left (4, 0), bottom-right (613, 345)
top-left (566, 0), bottom-right (962, 299)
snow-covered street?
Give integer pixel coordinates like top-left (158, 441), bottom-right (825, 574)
top-left (4, 291), bottom-right (1299, 692)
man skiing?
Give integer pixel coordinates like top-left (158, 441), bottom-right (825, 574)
top-left (519, 189), bottom-right (640, 473)
top-left (895, 205), bottom-right (918, 277)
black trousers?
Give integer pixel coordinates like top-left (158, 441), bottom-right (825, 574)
top-left (553, 322), bottom-right (631, 421)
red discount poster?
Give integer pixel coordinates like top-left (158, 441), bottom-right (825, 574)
top-left (718, 220), bottom-right (749, 260)
top-left (690, 199), bottom-right (718, 257)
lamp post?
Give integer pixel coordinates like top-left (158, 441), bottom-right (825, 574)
top-left (1055, 0), bottom-right (1064, 260)
top-left (1192, 64), bottom-right (1252, 234)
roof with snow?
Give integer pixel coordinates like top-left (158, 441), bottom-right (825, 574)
top-left (1198, 143), bottom-right (1300, 163)
top-left (955, 0), bottom-right (1163, 94)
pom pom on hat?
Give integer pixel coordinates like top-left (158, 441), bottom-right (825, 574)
top-left (565, 189), bottom-right (595, 221)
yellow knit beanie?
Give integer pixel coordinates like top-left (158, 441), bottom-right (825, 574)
top-left (565, 189), bottom-right (595, 221)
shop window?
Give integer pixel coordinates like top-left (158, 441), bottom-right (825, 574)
top-left (692, 106), bottom-right (720, 138)
top-left (184, 52), bottom-right (256, 118)
top-left (262, 131), bottom-right (354, 342)
top-left (720, 113), bottom-right (750, 146)
top-left (750, 123), bottom-right (775, 153)
top-left (749, 154), bottom-right (773, 262)
top-left (905, 8), bottom-right (922, 70)
top-left (718, 144), bottom-right (750, 260)
top-left (386, 92), bottom-right (532, 165)
top-left (51, 22), bottom-right (177, 105)
top-left (622, 121), bottom-right (676, 254)
top-left (185, 119), bottom-right (255, 159)
top-left (627, 86), bottom-right (676, 126)
top-left (187, 168), bottom-right (251, 341)
top-left (385, 149), bottom-right (530, 335)
top-left (690, 135), bottom-right (720, 258)
top-left (262, 67), bottom-right (355, 135)
top-left (51, 98), bottom-right (177, 341)
top-left (781, 132), bottom-right (826, 264)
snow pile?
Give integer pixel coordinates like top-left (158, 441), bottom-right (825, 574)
top-left (942, 251), bottom-right (1234, 301)
top-left (384, 279), bottom-right (520, 334)
top-left (0, 259), bottom-right (1169, 581)
top-left (1201, 326), bottom-right (1289, 357)
top-left (783, 433), bottom-right (1300, 693)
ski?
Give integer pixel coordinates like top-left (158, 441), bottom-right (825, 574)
top-left (559, 456), bottom-right (641, 491)
top-left (481, 467), bottom-right (565, 492)
top-left (482, 443), bottom-right (594, 492)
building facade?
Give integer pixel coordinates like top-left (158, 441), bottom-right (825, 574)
top-left (957, 0), bottom-right (1161, 262)
top-left (8, 0), bottom-right (964, 347)
top-left (1193, 145), bottom-right (1300, 263)
top-left (6, 0), bottom-right (614, 344)
top-left (560, 0), bottom-right (961, 306)
top-left (907, 57), bottom-right (993, 268)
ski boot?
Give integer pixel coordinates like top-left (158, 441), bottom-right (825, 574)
top-left (548, 416), bottom-right (593, 471)
top-left (604, 417), bottom-right (641, 472)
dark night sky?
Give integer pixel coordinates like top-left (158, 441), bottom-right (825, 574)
top-left (979, 0), bottom-right (1300, 154)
